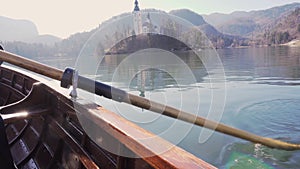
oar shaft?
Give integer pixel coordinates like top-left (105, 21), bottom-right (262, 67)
top-left (0, 50), bottom-right (63, 81)
top-left (127, 93), bottom-right (300, 150)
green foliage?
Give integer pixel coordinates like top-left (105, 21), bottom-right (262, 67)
top-left (276, 31), bottom-right (290, 44)
top-left (266, 31), bottom-right (290, 44)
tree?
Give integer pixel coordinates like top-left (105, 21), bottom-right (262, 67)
top-left (282, 32), bottom-right (290, 43)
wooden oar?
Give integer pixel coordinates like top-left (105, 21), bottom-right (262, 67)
top-left (0, 50), bottom-right (300, 151)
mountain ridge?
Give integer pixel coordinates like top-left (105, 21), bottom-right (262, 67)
top-left (0, 16), bottom-right (61, 46)
top-left (254, 7), bottom-right (300, 45)
top-left (203, 2), bottom-right (300, 37)
top-left (0, 16), bottom-right (38, 42)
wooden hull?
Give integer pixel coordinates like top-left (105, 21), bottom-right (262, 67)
top-left (0, 66), bottom-right (216, 169)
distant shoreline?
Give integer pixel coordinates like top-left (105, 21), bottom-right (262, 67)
top-left (223, 39), bottom-right (300, 49)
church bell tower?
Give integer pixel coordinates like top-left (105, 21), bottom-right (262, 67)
top-left (133, 0), bottom-right (142, 34)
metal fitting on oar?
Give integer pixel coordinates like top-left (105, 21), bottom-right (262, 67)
top-left (70, 69), bottom-right (78, 99)
top-left (60, 67), bottom-right (128, 102)
top-left (61, 67), bottom-right (75, 88)
top-left (60, 67), bottom-right (78, 98)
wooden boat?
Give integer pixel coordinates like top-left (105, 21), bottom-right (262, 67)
top-left (0, 66), bottom-right (216, 169)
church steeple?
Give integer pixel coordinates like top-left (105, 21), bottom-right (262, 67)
top-left (133, 0), bottom-right (142, 34)
top-left (133, 0), bottom-right (140, 12)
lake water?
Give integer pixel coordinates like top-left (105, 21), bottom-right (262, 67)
top-left (41, 46), bottom-right (300, 168)
top-left (213, 47), bottom-right (300, 169)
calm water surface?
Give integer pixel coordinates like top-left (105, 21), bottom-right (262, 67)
top-left (41, 46), bottom-right (300, 168)
top-left (215, 47), bottom-right (300, 169)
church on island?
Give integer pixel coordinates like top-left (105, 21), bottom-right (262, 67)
top-left (106, 0), bottom-right (189, 54)
top-left (132, 0), bottom-right (160, 34)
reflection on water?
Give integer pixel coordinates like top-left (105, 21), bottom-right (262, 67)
top-left (97, 50), bottom-right (206, 85)
top-left (220, 46), bottom-right (300, 83)
top-left (129, 68), bottom-right (178, 97)
top-left (39, 46), bottom-right (300, 168)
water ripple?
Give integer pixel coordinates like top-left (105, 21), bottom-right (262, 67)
top-left (222, 99), bottom-right (300, 168)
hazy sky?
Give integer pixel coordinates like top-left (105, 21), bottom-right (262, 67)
top-left (1, 0), bottom-right (299, 38)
